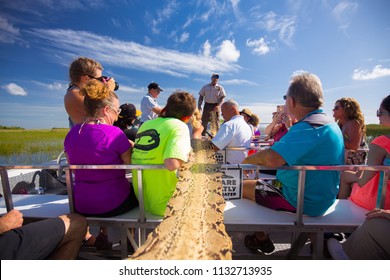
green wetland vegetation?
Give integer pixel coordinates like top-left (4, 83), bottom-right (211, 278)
top-left (0, 128), bottom-right (69, 165)
top-left (0, 125), bottom-right (390, 165)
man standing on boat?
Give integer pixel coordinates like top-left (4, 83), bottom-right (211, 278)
top-left (198, 73), bottom-right (226, 136)
top-left (139, 82), bottom-right (163, 126)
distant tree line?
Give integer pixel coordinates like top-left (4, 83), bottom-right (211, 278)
top-left (0, 125), bottom-right (24, 130)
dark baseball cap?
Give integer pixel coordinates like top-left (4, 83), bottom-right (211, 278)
top-left (147, 82), bottom-right (163, 91)
top-left (118, 103), bottom-right (141, 119)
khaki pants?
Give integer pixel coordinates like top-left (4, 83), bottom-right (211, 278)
top-left (343, 217), bottom-right (390, 259)
top-left (201, 103), bottom-right (219, 135)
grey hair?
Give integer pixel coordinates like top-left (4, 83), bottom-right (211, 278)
top-left (223, 99), bottom-right (239, 110)
top-left (287, 72), bottom-right (323, 108)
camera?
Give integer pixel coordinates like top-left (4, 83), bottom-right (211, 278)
top-left (99, 76), bottom-right (119, 91)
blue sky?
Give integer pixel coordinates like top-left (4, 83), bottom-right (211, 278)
top-left (0, 0), bottom-right (389, 129)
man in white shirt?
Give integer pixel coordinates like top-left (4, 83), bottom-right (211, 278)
top-left (212, 99), bottom-right (252, 163)
top-left (140, 82), bottom-right (163, 124)
top-left (198, 73), bottom-right (226, 135)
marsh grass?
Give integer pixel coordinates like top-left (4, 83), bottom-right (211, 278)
top-left (0, 125), bottom-right (389, 165)
top-left (0, 129), bottom-right (68, 164)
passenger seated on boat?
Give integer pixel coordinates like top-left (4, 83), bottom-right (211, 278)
top-left (131, 90), bottom-right (196, 216)
top-left (0, 209), bottom-right (87, 259)
top-left (264, 109), bottom-right (296, 143)
top-left (332, 97), bottom-right (368, 165)
top-left (338, 95), bottom-right (390, 209)
top-left (113, 103), bottom-right (141, 142)
top-left (327, 208), bottom-right (390, 260)
top-left (211, 99), bottom-right (253, 164)
top-left (242, 72), bottom-right (344, 254)
top-left (188, 108), bottom-right (204, 139)
top-left (64, 79), bottom-right (139, 250)
top-left (262, 110), bottom-right (297, 175)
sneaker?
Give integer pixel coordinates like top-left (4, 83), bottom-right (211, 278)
top-left (327, 238), bottom-right (349, 260)
top-left (245, 233), bottom-right (275, 254)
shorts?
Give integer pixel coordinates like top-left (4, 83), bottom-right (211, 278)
top-left (0, 217), bottom-right (65, 260)
top-left (254, 179), bottom-right (296, 213)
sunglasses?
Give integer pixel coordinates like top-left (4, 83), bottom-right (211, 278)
top-left (212, 75), bottom-right (219, 79)
top-left (86, 74), bottom-right (102, 80)
top-left (333, 105), bottom-right (341, 110)
top-left (283, 95), bottom-right (287, 100)
top-left (377, 109), bottom-right (390, 117)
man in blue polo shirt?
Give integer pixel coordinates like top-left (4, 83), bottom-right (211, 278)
top-left (242, 72), bottom-right (344, 253)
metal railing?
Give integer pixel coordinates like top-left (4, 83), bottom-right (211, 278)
top-left (1, 164), bottom-right (389, 228)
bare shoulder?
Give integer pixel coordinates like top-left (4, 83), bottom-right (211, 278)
top-left (344, 119), bottom-right (361, 130)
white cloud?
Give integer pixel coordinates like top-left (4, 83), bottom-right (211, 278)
top-left (230, 0), bottom-right (243, 23)
top-left (32, 81), bottom-right (64, 91)
top-left (332, 1), bottom-right (358, 22)
top-left (3, 83), bottom-right (27, 96)
top-left (216, 40), bottom-right (240, 63)
top-left (352, 65), bottom-right (390, 81)
top-left (257, 11), bottom-right (296, 45)
top-left (223, 79), bottom-right (258, 86)
top-left (149, 1), bottom-right (179, 34)
top-left (0, 15), bottom-right (21, 43)
top-left (179, 32), bottom-right (189, 43)
top-left (246, 37), bottom-right (271, 55)
top-left (27, 29), bottom-right (241, 77)
top-left (202, 40), bottom-right (211, 57)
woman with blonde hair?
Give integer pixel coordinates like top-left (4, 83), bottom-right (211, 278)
top-left (338, 95), bottom-right (390, 206)
top-left (333, 97), bottom-right (367, 165)
top-left (189, 108), bottom-right (204, 139)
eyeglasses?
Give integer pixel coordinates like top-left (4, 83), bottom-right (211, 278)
top-left (333, 105), bottom-right (341, 110)
top-left (376, 109), bottom-right (390, 117)
top-left (110, 107), bottom-right (122, 115)
top-left (212, 75), bottom-right (219, 79)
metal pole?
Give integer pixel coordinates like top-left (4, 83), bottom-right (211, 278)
top-left (0, 168), bottom-right (13, 211)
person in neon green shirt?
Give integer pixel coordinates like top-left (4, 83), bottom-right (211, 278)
top-left (132, 90), bottom-right (196, 216)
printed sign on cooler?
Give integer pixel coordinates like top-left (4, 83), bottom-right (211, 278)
top-left (221, 166), bottom-right (242, 200)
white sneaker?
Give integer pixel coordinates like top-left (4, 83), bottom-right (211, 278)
top-left (327, 238), bottom-right (349, 260)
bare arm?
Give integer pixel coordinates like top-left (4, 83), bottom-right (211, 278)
top-left (343, 121), bottom-right (363, 150)
top-left (265, 113), bottom-right (283, 137)
top-left (64, 88), bottom-right (86, 124)
top-left (217, 96), bottom-right (225, 106)
top-left (242, 148), bottom-right (286, 167)
top-left (358, 143), bottom-right (387, 186)
top-left (0, 209), bottom-right (23, 235)
top-left (120, 148), bottom-right (132, 164)
top-left (198, 95), bottom-right (204, 111)
top-left (152, 106), bottom-right (162, 115)
top-left (164, 158), bottom-right (184, 171)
